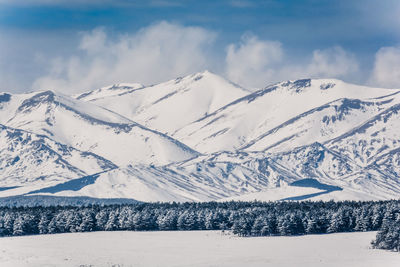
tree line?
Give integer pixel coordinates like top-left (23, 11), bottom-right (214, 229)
top-left (0, 200), bottom-right (399, 251)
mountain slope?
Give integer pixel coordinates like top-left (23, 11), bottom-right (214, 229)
top-left (22, 152), bottom-right (284, 202)
top-left (75, 83), bottom-right (144, 102)
top-left (243, 92), bottom-right (400, 153)
top-left (174, 79), bottom-right (399, 154)
top-left (0, 124), bottom-right (117, 197)
top-left (24, 147), bottom-right (398, 202)
top-left (1, 90), bottom-right (198, 166)
top-left (81, 71), bottom-right (249, 135)
top-left (325, 101), bottom-right (400, 166)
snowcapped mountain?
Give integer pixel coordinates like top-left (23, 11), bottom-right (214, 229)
top-left (174, 79), bottom-right (399, 153)
top-left (243, 91), bottom-right (400, 153)
top-left (80, 71), bottom-right (249, 135)
top-left (1, 90), bottom-right (198, 166)
top-left (1, 72), bottom-right (400, 203)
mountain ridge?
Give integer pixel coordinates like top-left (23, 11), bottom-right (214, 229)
top-left (1, 72), bottom-right (400, 202)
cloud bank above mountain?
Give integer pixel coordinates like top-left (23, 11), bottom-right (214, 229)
top-left (2, 1), bottom-right (400, 93)
top-left (33, 22), bottom-right (216, 92)
top-left (32, 21), bottom-right (388, 93)
top-left (225, 37), bottom-right (360, 88)
top-left (369, 46), bottom-right (400, 88)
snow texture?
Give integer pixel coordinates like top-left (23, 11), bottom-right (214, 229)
top-left (0, 231), bottom-right (399, 267)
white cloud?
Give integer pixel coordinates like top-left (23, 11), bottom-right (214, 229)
top-left (33, 22), bottom-right (217, 92)
top-left (34, 27), bottom-right (362, 93)
top-left (370, 46), bottom-right (400, 88)
top-left (225, 35), bottom-right (283, 88)
top-left (305, 46), bottom-right (359, 78)
top-left (78, 27), bottom-right (107, 54)
top-left (225, 35), bottom-right (359, 88)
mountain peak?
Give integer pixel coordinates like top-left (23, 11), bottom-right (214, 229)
top-left (278, 78), bottom-right (343, 94)
top-left (17, 90), bottom-right (56, 112)
top-left (103, 83), bottom-right (144, 91)
top-left (172, 70), bottom-right (250, 94)
top-left (75, 83), bottom-right (144, 101)
top-left (172, 70), bottom-right (220, 83)
top-left (76, 70), bottom-right (249, 135)
top-left (192, 69), bottom-right (214, 77)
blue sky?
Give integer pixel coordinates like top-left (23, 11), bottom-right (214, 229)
top-left (1, 0), bottom-right (400, 93)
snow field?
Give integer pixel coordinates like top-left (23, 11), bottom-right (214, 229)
top-left (0, 231), bottom-right (399, 267)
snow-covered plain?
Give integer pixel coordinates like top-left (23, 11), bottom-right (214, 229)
top-left (0, 231), bottom-right (398, 267)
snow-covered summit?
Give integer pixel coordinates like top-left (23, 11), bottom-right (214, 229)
top-left (82, 70), bottom-right (249, 134)
top-left (174, 78), bottom-right (400, 153)
top-left (75, 83), bottom-right (144, 102)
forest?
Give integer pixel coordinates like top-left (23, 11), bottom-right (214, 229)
top-left (0, 200), bottom-right (399, 251)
